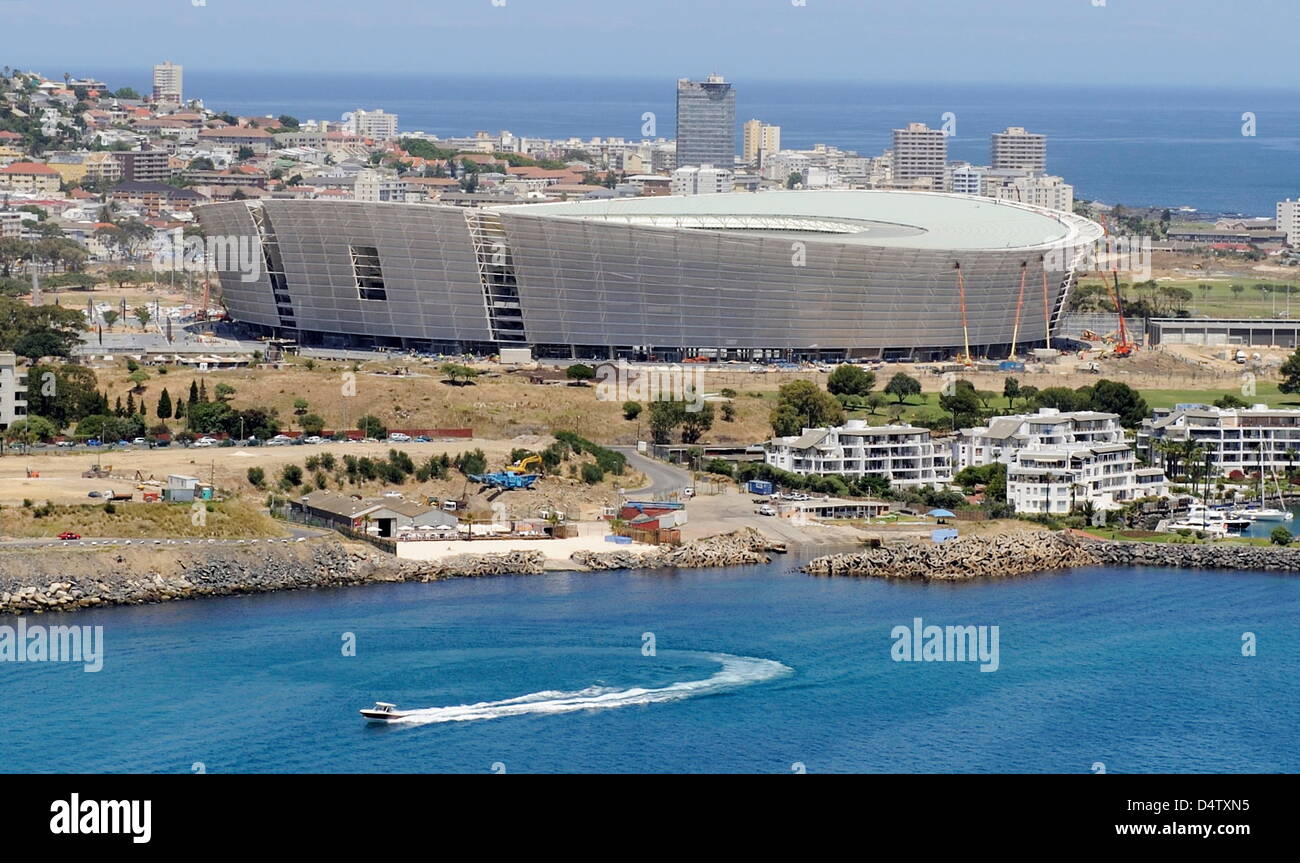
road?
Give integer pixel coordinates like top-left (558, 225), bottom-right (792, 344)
top-left (614, 447), bottom-right (692, 497)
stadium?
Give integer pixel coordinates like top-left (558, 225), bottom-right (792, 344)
top-left (194, 190), bottom-right (1104, 361)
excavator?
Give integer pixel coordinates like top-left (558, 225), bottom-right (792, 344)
top-left (505, 454), bottom-right (542, 475)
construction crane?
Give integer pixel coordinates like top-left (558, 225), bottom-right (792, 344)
top-left (1009, 261), bottom-right (1028, 360)
top-left (1103, 270), bottom-right (1135, 358)
top-left (954, 262), bottom-right (973, 365)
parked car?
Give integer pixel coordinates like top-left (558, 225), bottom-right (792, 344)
top-left (193, 439), bottom-right (215, 448)
top-left (303, 436), bottom-right (324, 445)
top-left (414, 435), bottom-right (430, 443)
top-left (56, 440), bottom-right (75, 448)
top-left (388, 433), bottom-right (412, 443)
top-left (57, 531), bottom-right (81, 540)
top-left (132, 437), bottom-right (147, 445)
top-left (757, 504), bottom-right (777, 516)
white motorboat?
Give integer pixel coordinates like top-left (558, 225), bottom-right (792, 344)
top-left (1184, 504), bottom-right (1250, 532)
top-left (1235, 507), bottom-right (1293, 522)
top-left (1159, 517), bottom-right (1229, 538)
top-left (360, 701), bottom-right (409, 722)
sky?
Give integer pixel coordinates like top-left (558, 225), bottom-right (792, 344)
top-left (2, 0), bottom-right (1298, 88)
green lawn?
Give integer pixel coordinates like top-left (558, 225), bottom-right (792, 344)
top-left (1075, 275), bottom-right (1300, 320)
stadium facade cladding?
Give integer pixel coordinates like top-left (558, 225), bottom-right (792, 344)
top-left (194, 190), bottom-right (1104, 361)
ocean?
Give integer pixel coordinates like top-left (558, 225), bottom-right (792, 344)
top-left (87, 69), bottom-right (1300, 217)
top-left (3, 556), bottom-right (1297, 773)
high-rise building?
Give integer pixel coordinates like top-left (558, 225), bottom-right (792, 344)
top-left (675, 75), bottom-right (735, 169)
top-left (742, 119), bottom-right (780, 167)
top-left (348, 108), bottom-right (399, 141)
top-left (1277, 199), bottom-right (1300, 246)
top-left (991, 126), bottom-right (1046, 172)
top-left (152, 61), bottom-right (183, 103)
top-left (891, 122), bottom-right (947, 187)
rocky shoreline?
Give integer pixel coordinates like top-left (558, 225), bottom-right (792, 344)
top-left (805, 532), bottom-right (1300, 581)
top-left (0, 530), bottom-right (773, 615)
top-left (804, 532), bottom-right (1098, 581)
top-left (571, 529), bottom-right (772, 571)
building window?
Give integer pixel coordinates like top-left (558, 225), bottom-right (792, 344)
top-left (350, 245), bottom-right (387, 301)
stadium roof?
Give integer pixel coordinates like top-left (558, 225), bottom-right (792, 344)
top-left (493, 189), bottom-right (1101, 252)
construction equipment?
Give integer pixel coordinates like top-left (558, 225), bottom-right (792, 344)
top-left (469, 472), bottom-right (540, 490)
top-left (953, 262), bottom-right (973, 365)
top-left (82, 464), bottom-right (112, 478)
top-left (1103, 270), bottom-right (1136, 358)
top-left (505, 454), bottom-right (542, 475)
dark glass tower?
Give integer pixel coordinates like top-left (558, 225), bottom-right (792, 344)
top-left (675, 75), bottom-right (735, 169)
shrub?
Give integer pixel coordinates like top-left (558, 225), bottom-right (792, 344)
top-left (247, 467), bottom-right (266, 488)
top-left (580, 463), bottom-right (605, 484)
top-left (1270, 526), bottom-right (1292, 546)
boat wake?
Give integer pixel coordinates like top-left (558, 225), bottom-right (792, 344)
top-left (392, 653), bottom-right (791, 726)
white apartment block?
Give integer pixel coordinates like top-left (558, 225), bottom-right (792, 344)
top-left (953, 408), bottom-right (1128, 470)
top-left (1137, 403), bottom-right (1300, 477)
top-left (671, 164), bottom-right (733, 195)
top-left (765, 420), bottom-right (953, 489)
top-left (152, 61), bottom-right (183, 103)
top-left (947, 162), bottom-right (984, 196)
top-left (1277, 199), bottom-right (1300, 247)
top-left (348, 109), bottom-right (399, 140)
top-left (891, 122), bottom-right (947, 186)
top-left (0, 351), bottom-right (27, 430)
top-left (986, 172), bottom-right (1074, 212)
top-left (352, 169), bottom-right (382, 202)
top-left (762, 151), bottom-right (812, 183)
top-left (1008, 444), bottom-right (1167, 514)
top-left (991, 126), bottom-right (1046, 172)
top-left (742, 119), bottom-right (781, 167)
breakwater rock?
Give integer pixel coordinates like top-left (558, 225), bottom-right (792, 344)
top-left (804, 532), bottom-right (1099, 581)
top-left (1089, 540), bottom-right (1300, 571)
top-left (0, 541), bottom-right (544, 615)
top-left (571, 529), bottom-right (772, 571)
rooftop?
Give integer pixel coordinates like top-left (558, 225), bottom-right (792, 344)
top-left (493, 189), bottom-right (1102, 251)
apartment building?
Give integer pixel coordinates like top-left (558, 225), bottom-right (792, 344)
top-left (991, 126), bottom-right (1046, 172)
top-left (1008, 444), bottom-right (1167, 514)
top-left (111, 149), bottom-right (171, 183)
top-left (0, 352), bottom-right (27, 431)
top-left (348, 109), bottom-right (399, 141)
top-left (0, 161), bottom-right (61, 193)
top-left (152, 61), bottom-right (183, 104)
top-left (671, 164), bottom-right (733, 195)
top-left (947, 162), bottom-right (983, 196)
top-left (953, 408), bottom-right (1128, 470)
top-left (765, 420), bottom-right (953, 489)
top-left (891, 122), bottom-right (947, 187)
top-left (742, 119), bottom-right (781, 167)
top-left (986, 171), bottom-right (1074, 212)
top-left (1277, 198), bottom-right (1300, 247)
top-left (1137, 403), bottom-right (1300, 476)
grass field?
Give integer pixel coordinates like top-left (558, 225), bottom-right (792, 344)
top-left (0, 499), bottom-right (283, 539)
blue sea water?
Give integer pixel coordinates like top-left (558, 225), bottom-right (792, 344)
top-left (2, 557), bottom-right (1296, 774)
top-left (85, 69), bottom-right (1300, 216)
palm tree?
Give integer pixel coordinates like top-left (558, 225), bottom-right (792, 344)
top-left (1285, 448), bottom-right (1297, 480)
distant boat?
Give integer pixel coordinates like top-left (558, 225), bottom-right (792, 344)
top-left (359, 701), bottom-right (409, 723)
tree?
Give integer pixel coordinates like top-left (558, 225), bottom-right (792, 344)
top-left (127, 368), bottom-right (149, 392)
top-left (1087, 379), bottom-right (1150, 428)
top-left (622, 401), bottom-right (642, 421)
top-left (1003, 377), bottom-right (1022, 409)
top-left (938, 380), bottom-right (983, 429)
top-left (188, 380), bottom-right (200, 404)
top-left (1279, 346), bottom-right (1300, 395)
top-left (132, 305), bottom-right (151, 331)
top-left (214, 382), bottom-right (236, 402)
top-left (679, 403), bottom-right (715, 444)
top-left (439, 362), bottom-right (479, 386)
top-left (884, 372), bottom-right (921, 405)
top-left (648, 400), bottom-right (685, 444)
top-left (827, 364), bottom-right (876, 397)
top-left (771, 380), bottom-right (844, 437)
top-left (156, 388), bottom-right (173, 420)
top-left (566, 363), bottom-right (596, 384)
top-left (356, 414), bottom-right (386, 438)
top-left (247, 467), bottom-right (266, 488)
top-left (300, 413), bottom-right (325, 436)
top-left (292, 397), bottom-right (309, 416)
top-left (1270, 526), bottom-right (1292, 546)
top-left (3, 414), bottom-right (56, 443)
top-left (866, 393), bottom-right (887, 415)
